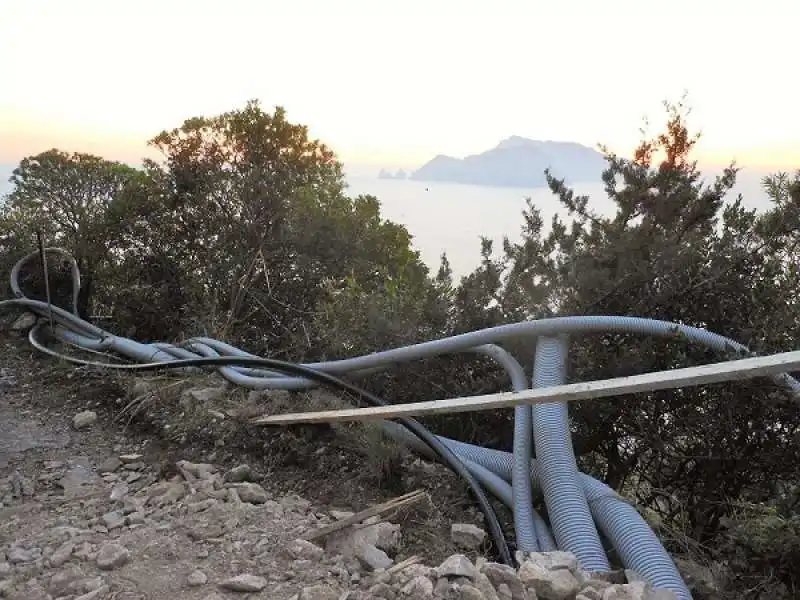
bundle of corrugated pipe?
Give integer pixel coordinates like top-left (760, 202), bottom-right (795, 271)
top-left (8, 248), bottom-right (800, 600)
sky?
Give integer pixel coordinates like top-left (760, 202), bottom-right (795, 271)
top-left (1, 0), bottom-right (799, 172)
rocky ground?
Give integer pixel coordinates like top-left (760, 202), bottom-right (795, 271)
top-left (0, 329), bottom-right (680, 600)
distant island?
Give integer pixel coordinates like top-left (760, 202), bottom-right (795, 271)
top-left (407, 136), bottom-right (607, 188)
top-left (378, 168), bottom-right (408, 180)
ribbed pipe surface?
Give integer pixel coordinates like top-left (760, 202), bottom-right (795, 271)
top-left (432, 435), bottom-right (692, 600)
top-left (473, 344), bottom-right (540, 552)
top-left (532, 336), bottom-right (610, 572)
top-left (23, 249), bottom-right (800, 600)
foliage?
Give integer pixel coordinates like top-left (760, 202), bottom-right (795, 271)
top-left (0, 149), bottom-right (142, 316)
top-left (715, 497), bottom-right (800, 597)
top-left (451, 100), bottom-right (800, 595)
top-left (1, 102), bottom-right (434, 356)
top-left (2, 97), bottom-right (799, 597)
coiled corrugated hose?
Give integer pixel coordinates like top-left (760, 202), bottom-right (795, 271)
top-left (9, 249), bottom-right (800, 600)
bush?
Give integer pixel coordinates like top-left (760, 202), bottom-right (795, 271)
top-left (715, 501), bottom-right (800, 597)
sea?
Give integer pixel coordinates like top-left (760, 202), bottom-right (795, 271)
top-left (344, 168), bottom-right (775, 279)
top-left (1, 165), bottom-right (778, 280)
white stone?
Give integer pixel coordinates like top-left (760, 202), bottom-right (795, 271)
top-left (600, 582), bottom-right (650, 600)
top-left (519, 561), bottom-right (580, 600)
top-left (72, 411), bottom-right (97, 430)
top-left (356, 543), bottom-right (393, 571)
top-left (187, 570), bottom-right (208, 586)
top-left (11, 313), bottom-right (36, 331)
top-left (521, 551), bottom-right (578, 573)
top-left (48, 541), bottom-right (74, 567)
top-left (451, 523), bottom-right (487, 549)
top-left (229, 482), bottom-right (268, 504)
top-left (401, 575), bottom-right (434, 597)
top-left (96, 543), bottom-right (130, 570)
top-left (184, 387), bottom-right (227, 404)
top-left (481, 562), bottom-right (528, 600)
top-left (286, 539), bottom-right (325, 561)
top-left (219, 574), bottom-right (267, 592)
top-left (437, 554), bottom-right (478, 580)
top-left (298, 584), bottom-right (340, 600)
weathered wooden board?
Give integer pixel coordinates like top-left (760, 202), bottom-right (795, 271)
top-left (251, 350), bottom-right (800, 425)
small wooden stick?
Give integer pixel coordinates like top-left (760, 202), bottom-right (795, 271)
top-left (304, 490), bottom-right (428, 541)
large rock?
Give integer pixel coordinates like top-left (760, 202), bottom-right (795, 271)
top-left (451, 523), bottom-right (488, 550)
top-left (578, 579), bottom-right (612, 598)
top-left (7, 546), bottom-right (40, 564)
top-left (176, 460), bottom-right (217, 480)
top-left (356, 543), bottom-right (393, 571)
top-left (74, 586), bottom-right (110, 600)
top-left (286, 539), bottom-right (325, 561)
top-left (187, 570), bottom-right (208, 586)
top-left (518, 561), bottom-right (580, 600)
top-left (599, 582), bottom-right (649, 600)
top-left (299, 584), bottom-right (341, 600)
top-left (674, 557), bottom-right (722, 599)
top-left (473, 571), bottom-right (501, 600)
top-left (11, 313), bottom-right (36, 331)
top-left (101, 510), bottom-right (125, 530)
top-left (325, 521), bottom-right (401, 562)
top-left (95, 543), bottom-right (130, 570)
top-left (496, 584), bottom-right (514, 600)
top-left (129, 379), bottom-right (155, 398)
top-left (459, 585), bottom-right (489, 600)
top-left (648, 589), bottom-right (679, 600)
top-left (72, 411), bottom-right (97, 430)
top-left (480, 562), bottom-right (528, 600)
top-left (521, 552), bottom-right (578, 573)
top-left (224, 464), bottom-right (254, 483)
top-left (437, 554), bottom-right (478, 580)
top-left (46, 565), bottom-right (86, 596)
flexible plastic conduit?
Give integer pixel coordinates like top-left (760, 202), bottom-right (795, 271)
top-left (532, 336), bottom-right (610, 572)
top-left (472, 343), bottom-right (549, 553)
top-left (9, 249), bottom-right (800, 600)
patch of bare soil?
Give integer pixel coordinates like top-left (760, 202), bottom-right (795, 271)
top-left (0, 332), bottom-right (506, 599)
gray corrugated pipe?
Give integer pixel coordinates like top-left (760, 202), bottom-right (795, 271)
top-left (384, 426), bottom-right (692, 600)
top-left (385, 422), bottom-right (560, 552)
top-left (14, 250), bottom-right (800, 600)
top-left (191, 338), bottom-right (554, 553)
top-left (19, 293), bottom-right (800, 599)
top-left (462, 458), bottom-right (557, 551)
top-left (532, 336), bottom-right (610, 572)
top-left (443, 437), bottom-right (692, 599)
top-left (472, 344), bottom-right (552, 553)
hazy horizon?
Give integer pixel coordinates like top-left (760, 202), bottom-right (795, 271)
top-left (0, 160), bottom-right (780, 281)
top-left (2, 2), bottom-right (799, 171)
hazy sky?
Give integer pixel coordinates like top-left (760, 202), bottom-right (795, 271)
top-left (1, 0), bottom-right (798, 170)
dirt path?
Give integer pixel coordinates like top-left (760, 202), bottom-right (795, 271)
top-left (0, 355), bottom-right (341, 599)
top-left (0, 332), bottom-right (690, 600)
top-left (0, 335), bottom-right (488, 600)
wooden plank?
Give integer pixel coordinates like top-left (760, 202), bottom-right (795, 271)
top-left (251, 350), bottom-right (800, 426)
top-left (303, 490), bottom-right (428, 541)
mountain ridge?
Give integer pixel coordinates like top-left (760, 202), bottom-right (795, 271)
top-left (409, 136), bottom-right (607, 188)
